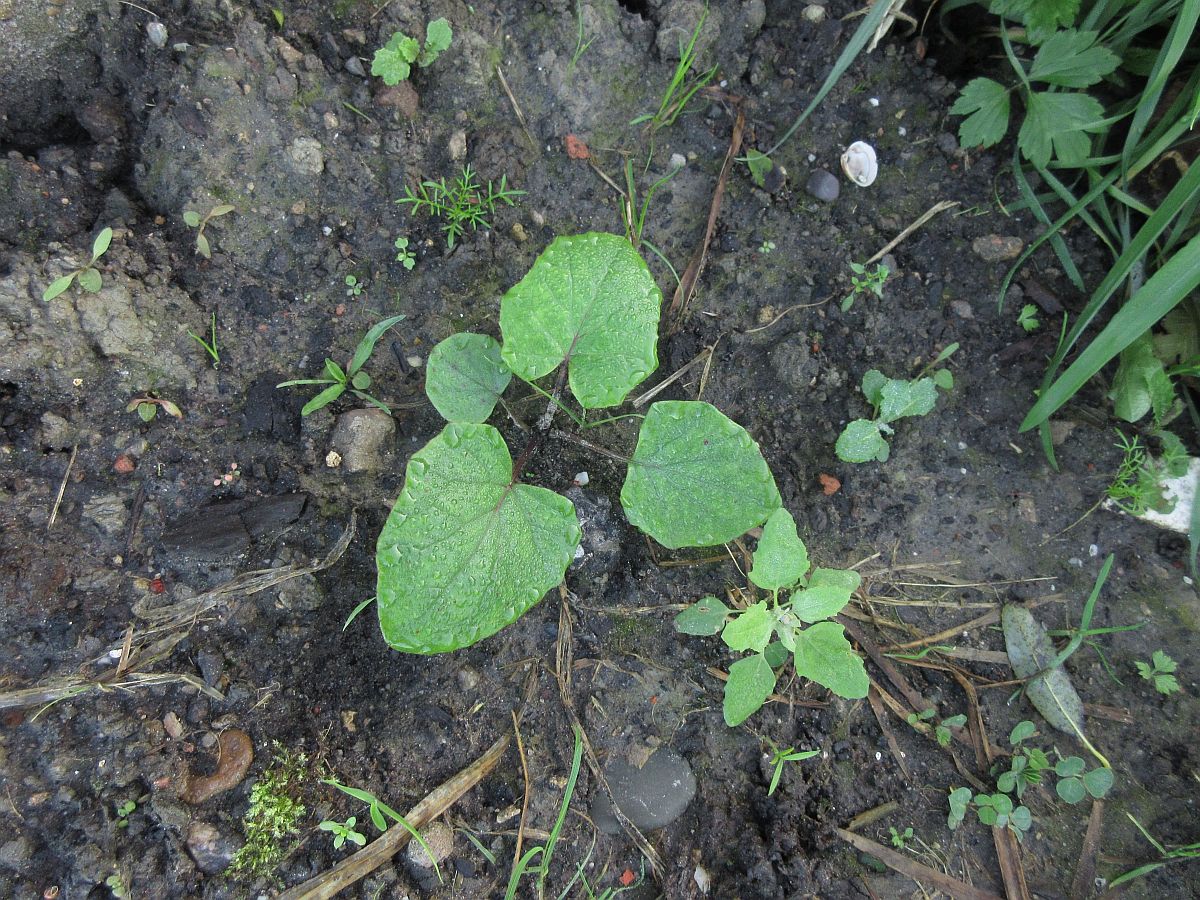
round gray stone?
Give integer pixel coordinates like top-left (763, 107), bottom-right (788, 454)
top-left (590, 748), bottom-right (696, 834)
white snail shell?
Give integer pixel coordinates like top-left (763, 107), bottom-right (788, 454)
top-left (840, 141), bottom-right (878, 187)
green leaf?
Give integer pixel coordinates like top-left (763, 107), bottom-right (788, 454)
top-left (372, 32), bottom-right (420, 84)
top-left (1154, 673), bottom-right (1180, 695)
top-left (425, 333), bottom-right (513, 423)
top-left (762, 641), bottom-right (788, 668)
top-left (500, 233), bottom-right (660, 409)
top-left (749, 508), bottom-right (809, 591)
top-left (1055, 756), bottom-right (1085, 777)
top-left (721, 601), bottom-right (774, 653)
top-left (791, 568), bottom-right (861, 622)
top-left (1081, 766), bottom-right (1113, 798)
top-left (183, 210), bottom-right (201, 227)
top-left (136, 403), bottom-right (156, 422)
top-left (1135, 660), bottom-right (1153, 680)
top-left (91, 226), bottom-right (113, 260)
top-left (301, 382), bottom-right (346, 416)
top-left (723, 653), bottom-right (776, 726)
top-left (210, 204), bottom-right (235, 217)
top-left (861, 369), bottom-right (889, 407)
top-left (376, 424), bottom-right (581, 653)
top-left (950, 78), bottom-right (1011, 148)
top-left (1110, 331), bottom-right (1173, 423)
top-left (420, 18), bottom-right (453, 67)
top-left (745, 149), bottom-right (773, 187)
top-left (1056, 777), bottom-right (1086, 804)
top-left (42, 273), bottom-right (76, 301)
top-left (1028, 30), bottom-right (1119, 88)
top-left (325, 358), bottom-right (347, 382)
top-left (835, 419), bottom-right (887, 463)
top-left (933, 368), bottom-right (954, 390)
top-left (1019, 91), bottom-right (1104, 168)
top-left (879, 377), bottom-right (937, 423)
top-left (621, 401), bottom-right (781, 549)
top-left (348, 315), bottom-right (406, 376)
top-left (1001, 605), bottom-right (1085, 736)
top-left (351, 371), bottom-right (371, 390)
top-left (792, 621), bottom-right (868, 699)
top-left (196, 233), bottom-right (211, 258)
top-left (674, 596), bottom-right (731, 636)
top-left (1151, 649), bottom-right (1177, 673)
top-left (77, 267), bottom-right (102, 292)
top-left (988, 0), bottom-right (1079, 35)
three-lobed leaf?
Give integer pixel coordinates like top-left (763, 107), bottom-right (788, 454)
top-left (500, 232), bottom-right (660, 409)
top-left (950, 77), bottom-right (1011, 148)
top-left (723, 653), bottom-right (776, 726)
top-left (376, 423), bottom-right (581, 653)
top-left (1019, 91), bottom-right (1104, 168)
top-left (425, 333), bottom-right (512, 423)
top-left (749, 508), bottom-right (809, 591)
top-left (1028, 30), bottom-right (1119, 88)
top-left (621, 401), bottom-right (781, 549)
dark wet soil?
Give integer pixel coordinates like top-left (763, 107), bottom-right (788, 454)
top-left (1, 1), bottom-right (1197, 898)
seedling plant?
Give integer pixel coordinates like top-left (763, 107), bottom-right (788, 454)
top-left (187, 311), bottom-right (220, 367)
top-left (182, 203), bottom-right (234, 258)
top-left (835, 344), bottom-right (958, 463)
top-left (674, 506), bottom-right (868, 726)
top-left (889, 826), bottom-right (914, 850)
top-left (318, 816), bottom-right (366, 850)
top-left (906, 708), bottom-right (966, 748)
top-left (841, 262), bottom-right (889, 312)
top-left (227, 745), bottom-right (309, 880)
top-left (371, 18), bottom-right (452, 85)
top-left (394, 236), bottom-right (416, 270)
top-left (1107, 431), bottom-right (1187, 516)
top-left (1017, 304), bottom-right (1039, 332)
top-left (344, 274), bottom-right (365, 297)
top-left (375, 233), bottom-right (799, 676)
top-left (397, 165), bottom-right (524, 250)
top-left (323, 778), bottom-right (443, 882)
top-left (127, 394), bottom-right (183, 423)
top-left (114, 799), bottom-right (136, 829)
top-left (43, 226), bottom-right (113, 301)
top-left (630, 5), bottom-right (716, 134)
top-left (1136, 650), bottom-right (1181, 696)
top-left (277, 315), bottom-right (404, 415)
top-left (764, 740), bottom-right (819, 796)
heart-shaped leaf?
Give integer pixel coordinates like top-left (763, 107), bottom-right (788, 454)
top-left (1082, 766), bottom-right (1113, 798)
top-left (425, 333), bottom-right (513, 423)
top-left (750, 508), bottom-right (809, 591)
top-left (376, 423), bottom-right (581, 653)
top-left (1056, 777), bottom-right (1086, 804)
top-left (621, 401), bottom-right (781, 549)
top-left (500, 232), bottom-right (660, 409)
top-left (1001, 604), bottom-right (1085, 736)
top-left (792, 621), bottom-right (869, 699)
top-left (723, 653), bottom-right (776, 726)
top-left (674, 596), bottom-right (731, 635)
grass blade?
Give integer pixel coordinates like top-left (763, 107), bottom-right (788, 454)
top-left (348, 314), bottom-right (406, 376)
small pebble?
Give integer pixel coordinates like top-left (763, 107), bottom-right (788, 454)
top-left (344, 56), bottom-right (366, 77)
top-left (805, 169), bottom-right (840, 203)
top-left (146, 21), bottom-right (168, 48)
top-left (972, 234), bottom-right (1024, 262)
top-left (669, 152), bottom-right (687, 169)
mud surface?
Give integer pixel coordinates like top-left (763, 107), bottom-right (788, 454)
top-left (1, 1), bottom-right (1197, 898)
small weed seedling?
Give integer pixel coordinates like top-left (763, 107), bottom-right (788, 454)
top-left (371, 18), bottom-right (453, 85)
top-left (759, 240), bottom-right (776, 255)
top-left (182, 203), bottom-right (234, 258)
top-left (277, 315), bottom-right (404, 416)
top-left (1136, 650), bottom-right (1181, 695)
top-left (631, 5), bottom-right (717, 133)
top-left (394, 236), bottom-right (416, 271)
top-left (323, 779), bottom-right (443, 883)
top-left (114, 799), bottom-right (136, 828)
top-left (948, 786), bottom-right (1032, 842)
top-left (344, 274), bottom-right (365, 297)
top-left (1110, 813), bottom-right (1200, 888)
top-left (745, 149), bottom-right (773, 188)
top-left (318, 816), bottom-right (366, 850)
top-left (996, 720), bottom-right (1051, 799)
top-left (674, 507), bottom-right (868, 726)
top-left (889, 826), bottom-right (914, 850)
top-left (187, 311), bottom-right (220, 367)
top-left (841, 262), bottom-right (889, 312)
top-left (227, 745), bottom-right (309, 881)
top-left (1053, 754), bottom-right (1114, 804)
top-left (568, 0), bottom-right (595, 72)
top-left (835, 344), bottom-right (958, 463)
top-left (764, 740), bottom-right (819, 796)
top-left (397, 165), bottom-right (524, 250)
top-left (43, 226), bottom-right (113, 301)
top-left (106, 873), bottom-right (130, 898)
top-left (127, 394), bottom-right (183, 423)
top-left (906, 708), bottom-right (967, 748)
top-left (1017, 304), bottom-right (1040, 332)
top-left (1107, 430), bottom-right (1188, 516)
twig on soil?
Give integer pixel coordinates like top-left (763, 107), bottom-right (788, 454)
top-left (555, 589), bottom-right (665, 881)
top-left (835, 828), bottom-right (1004, 900)
top-left (511, 710), bottom-right (532, 879)
top-left (495, 66), bottom-right (537, 150)
top-left (1070, 800), bottom-right (1106, 899)
top-left (864, 200), bottom-right (959, 266)
top-left (631, 346), bottom-right (710, 407)
top-left (992, 824), bottom-right (1031, 900)
top-left (277, 729), bottom-right (514, 900)
top-left (1, 672), bottom-right (222, 715)
top-left (845, 801), bottom-right (900, 832)
top-left (741, 301), bottom-right (827, 335)
top-left (695, 332), bottom-right (722, 401)
top-left (867, 687), bottom-right (911, 778)
top-left (881, 594), bottom-right (1064, 652)
top-left (47, 444), bottom-right (77, 530)
top-left (666, 105), bottom-right (745, 333)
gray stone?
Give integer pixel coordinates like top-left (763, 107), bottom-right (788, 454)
top-left (805, 169), bottom-right (840, 202)
top-left (83, 492), bottom-right (129, 535)
top-left (40, 411), bottom-right (76, 450)
top-left (448, 129), bottom-right (468, 162)
top-left (565, 487), bottom-right (623, 596)
top-left (590, 748), bottom-right (696, 834)
top-left (656, 0), bottom-right (721, 65)
top-left (330, 409), bottom-right (395, 474)
top-left (289, 137), bottom-right (325, 175)
top-left (186, 822), bottom-right (241, 875)
top-left (404, 821), bottom-right (454, 871)
top-left (345, 55), bottom-right (366, 77)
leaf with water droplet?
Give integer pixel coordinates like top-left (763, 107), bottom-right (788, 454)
top-left (425, 333), bottom-right (513, 423)
top-left (376, 423), bottom-right (581, 653)
top-left (500, 232), bottom-right (660, 409)
top-left (621, 400), bottom-right (781, 549)
top-left (792, 621), bottom-right (868, 699)
top-left (749, 508), bottom-right (809, 591)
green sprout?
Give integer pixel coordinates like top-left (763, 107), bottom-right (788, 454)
top-left (630, 5), bottom-right (717, 133)
top-left (344, 274), bottom-right (365, 297)
top-left (187, 311), bottom-right (220, 367)
top-left (115, 799), bottom-right (136, 829)
top-left (43, 226), bottom-right (113, 301)
top-left (371, 18), bottom-right (453, 85)
top-left (841, 261), bottom-right (889, 312)
top-left (889, 826), bottom-right (914, 850)
top-left (1136, 650), bottom-right (1181, 695)
top-left (397, 165), bottom-right (524, 249)
top-left (127, 394), bottom-right (183, 423)
top-left (318, 816), bottom-right (367, 850)
top-left (1017, 303), bottom-right (1040, 332)
top-left (905, 708), bottom-right (967, 748)
top-left (394, 236), bottom-right (416, 271)
top-left (182, 204), bottom-right (235, 258)
top-left (277, 315), bottom-right (405, 416)
top-left (765, 742), bottom-right (819, 796)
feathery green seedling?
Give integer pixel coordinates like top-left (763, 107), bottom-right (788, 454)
top-left (397, 165), bottom-right (524, 249)
top-left (277, 315), bottom-right (405, 415)
top-left (227, 745), bottom-right (309, 880)
top-left (182, 204), bottom-right (234, 258)
top-left (1136, 650), bottom-right (1181, 696)
top-left (43, 226), bottom-right (113, 301)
